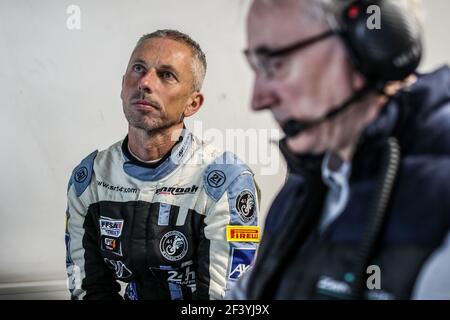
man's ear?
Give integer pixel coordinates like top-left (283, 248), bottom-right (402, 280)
top-left (120, 76), bottom-right (125, 100)
top-left (184, 91), bottom-right (204, 118)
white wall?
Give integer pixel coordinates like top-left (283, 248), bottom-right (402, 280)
top-left (0, 0), bottom-right (286, 296)
top-left (0, 0), bottom-right (448, 299)
top-left (420, 0), bottom-right (450, 72)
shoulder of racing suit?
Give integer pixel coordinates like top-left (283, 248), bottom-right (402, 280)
top-left (203, 151), bottom-right (255, 202)
top-left (68, 149), bottom-right (98, 197)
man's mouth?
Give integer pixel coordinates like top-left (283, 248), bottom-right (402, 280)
top-left (133, 99), bottom-right (160, 110)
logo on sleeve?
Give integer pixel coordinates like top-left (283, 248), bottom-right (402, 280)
top-left (228, 247), bottom-right (256, 280)
top-left (160, 231), bottom-right (188, 261)
top-left (226, 226), bottom-right (260, 242)
top-left (74, 167), bottom-right (88, 183)
top-left (207, 170), bottom-right (226, 188)
top-left (236, 190), bottom-right (256, 222)
top-left (99, 217), bottom-right (124, 237)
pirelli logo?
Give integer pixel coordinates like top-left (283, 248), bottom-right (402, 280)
top-left (226, 226), bottom-right (260, 242)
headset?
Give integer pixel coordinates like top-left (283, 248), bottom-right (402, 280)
top-left (336, 0), bottom-right (422, 82)
top-left (283, 0), bottom-right (423, 137)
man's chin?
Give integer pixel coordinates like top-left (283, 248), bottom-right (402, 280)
top-left (128, 120), bottom-right (160, 132)
top-left (285, 135), bottom-right (323, 156)
top-left (128, 120), bottom-right (182, 134)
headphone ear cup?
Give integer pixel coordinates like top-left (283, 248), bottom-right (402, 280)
top-left (340, 0), bottom-right (422, 81)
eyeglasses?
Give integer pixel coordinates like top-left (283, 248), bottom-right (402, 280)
top-left (244, 30), bottom-right (335, 79)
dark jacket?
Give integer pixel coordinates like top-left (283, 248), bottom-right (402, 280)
top-left (246, 66), bottom-right (450, 299)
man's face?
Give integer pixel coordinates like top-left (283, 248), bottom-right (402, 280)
top-left (247, 0), bottom-right (366, 155)
top-left (121, 37), bottom-right (199, 132)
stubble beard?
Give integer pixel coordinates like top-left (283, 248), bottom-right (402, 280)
top-left (123, 106), bottom-right (182, 135)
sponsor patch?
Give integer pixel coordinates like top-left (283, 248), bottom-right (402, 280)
top-left (207, 170), bottom-right (226, 188)
top-left (236, 190), bottom-right (256, 222)
top-left (156, 185), bottom-right (199, 195)
top-left (228, 247), bottom-right (256, 280)
top-left (226, 226), bottom-right (260, 242)
top-left (101, 237), bottom-right (122, 256)
top-left (160, 231), bottom-right (189, 261)
top-left (99, 217), bottom-right (124, 237)
top-left (165, 261), bottom-right (196, 287)
top-left (74, 166), bottom-right (88, 183)
top-left (97, 181), bottom-right (138, 194)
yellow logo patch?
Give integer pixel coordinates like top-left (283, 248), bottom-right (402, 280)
top-left (226, 225), bottom-right (260, 242)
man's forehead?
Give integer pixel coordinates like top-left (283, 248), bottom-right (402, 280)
top-left (247, 0), bottom-right (316, 48)
top-left (250, 0), bottom-right (304, 13)
top-left (248, 0), bottom-right (312, 21)
top-left (129, 38), bottom-right (192, 66)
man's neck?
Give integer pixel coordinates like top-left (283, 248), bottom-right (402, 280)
top-left (127, 123), bottom-right (184, 162)
top-left (335, 143), bottom-right (356, 164)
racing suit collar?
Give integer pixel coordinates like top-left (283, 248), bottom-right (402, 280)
top-left (122, 127), bottom-right (193, 181)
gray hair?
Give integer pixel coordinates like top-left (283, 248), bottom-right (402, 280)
top-left (134, 29), bottom-right (207, 91)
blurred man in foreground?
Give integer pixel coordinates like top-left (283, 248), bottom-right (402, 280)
top-left (230, 0), bottom-right (450, 299)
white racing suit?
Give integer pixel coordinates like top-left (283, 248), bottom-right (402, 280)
top-left (65, 129), bottom-right (260, 300)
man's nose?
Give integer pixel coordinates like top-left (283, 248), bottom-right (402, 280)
top-left (251, 76), bottom-right (279, 111)
top-left (138, 69), bottom-right (158, 93)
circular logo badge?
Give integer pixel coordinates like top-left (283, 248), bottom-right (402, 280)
top-left (160, 231), bottom-right (188, 261)
top-left (74, 167), bottom-right (88, 183)
top-left (236, 190), bottom-right (255, 222)
top-left (207, 170), bottom-right (226, 188)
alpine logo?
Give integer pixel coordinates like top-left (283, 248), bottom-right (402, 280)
top-left (156, 185), bottom-right (199, 195)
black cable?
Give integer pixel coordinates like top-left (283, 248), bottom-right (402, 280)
top-left (350, 137), bottom-right (401, 299)
top-left (283, 81), bottom-right (384, 137)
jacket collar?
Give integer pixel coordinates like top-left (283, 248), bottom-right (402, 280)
top-left (122, 127), bottom-right (193, 181)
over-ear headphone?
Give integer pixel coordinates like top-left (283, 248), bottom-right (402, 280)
top-left (282, 0), bottom-right (423, 138)
top-left (333, 0), bottom-right (422, 82)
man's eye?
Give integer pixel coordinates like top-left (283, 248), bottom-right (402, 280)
top-left (268, 57), bottom-right (286, 71)
top-left (132, 64), bottom-right (145, 73)
top-left (160, 71), bottom-right (176, 81)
